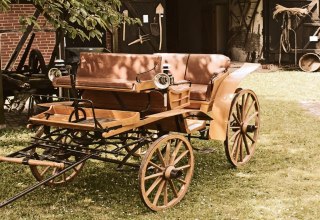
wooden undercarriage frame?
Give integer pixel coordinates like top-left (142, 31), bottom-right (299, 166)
top-left (0, 58), bottom-right (261, 211)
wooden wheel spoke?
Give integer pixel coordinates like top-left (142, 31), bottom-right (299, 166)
top-left (232, 113), bottom-right (241, 125)
top-left (239, 137), bottom-right (243, 162)
top-left (40, 166), bottom-right (51, 177)
top-left (169, 179), bottom-right (179, 198)
top-left (153, 180), bottom-right (165, 205)
top-left (156, 148), bottom-right (166, 167)
top-left (245, 132), bottom-right (255, 143)
top-left (174, 150), bottom-right (189, 165)
top-left (231, 133), bottom-right (240, 156)
top-left (244, 111), bottom-right (258, 124)
top-left (242, 133), bottom-right (251, 155)
top-left (163, 181), bottom-right (168, 206)
top-left (146, 177), bottom-right (163, 197)
top-left (52, 167), bottom-right (58, 175)
top-left (169, 140), bottom-right (183, 165)
top-left (235, 135), bottom-right (242, 162)
top-left (230, 129), bottom-right (240, 141)
top-left (148, 161), bottom-right (165, 171)
top-left (145, 172), bottom-right (164, 180)
top-left (243, 93), bottom-right (251, 114)
top-left (176, 178), bottom-right (187, 185)
top-left (165, 142), bottom-right (171, 165)
top-left (241, 94), bottom-right (246, 118)
top-left (175, 164), bottom-right (191, 171)
top-left (244, 100), bottom-right (256, 119)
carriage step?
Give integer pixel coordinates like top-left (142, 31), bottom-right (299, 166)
top-left (0, 156), bottom-right (65, 168)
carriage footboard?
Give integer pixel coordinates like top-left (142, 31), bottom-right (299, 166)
top-left (28, 95), bottom-right (140, 131)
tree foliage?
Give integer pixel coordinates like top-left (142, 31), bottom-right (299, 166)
top-left (0, 0), bottom-right (10, 12)
top-left (1, 0), bottom-right (140, 41)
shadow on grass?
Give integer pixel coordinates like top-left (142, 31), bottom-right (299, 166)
top-left (1, 98), bottom-right (320, 219)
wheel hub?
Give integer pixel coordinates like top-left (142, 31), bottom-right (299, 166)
top-left (164, 166), bottom-right (183, 179)
top-left (241, 123), bottom-right (257, 134)
top-left (241, 122), bottom-right (248, 133)
top-left (246, 125), bottom-right (256, 133)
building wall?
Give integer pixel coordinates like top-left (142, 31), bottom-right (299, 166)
top-left (0, 4), bottom-right (55, 69)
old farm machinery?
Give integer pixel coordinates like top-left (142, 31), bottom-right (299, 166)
top-left (0, 52), bottom-right (261, 211)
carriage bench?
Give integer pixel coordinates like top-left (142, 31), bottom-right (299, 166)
top-left (53, 52), bottom-right (231, 113)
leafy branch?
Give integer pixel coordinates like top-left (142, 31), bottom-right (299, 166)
top-left (2, 0), bottom-right (141, 41)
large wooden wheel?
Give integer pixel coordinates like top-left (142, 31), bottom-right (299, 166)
top-left (139, 134), bottom-right (194, 211)
top-left (225, 89), bottom-right (260, 167)
top-left (29, 126), bottom-right (86, 186)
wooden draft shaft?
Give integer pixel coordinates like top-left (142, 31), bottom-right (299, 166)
top-left (0, 156), bottom-right (65, 169)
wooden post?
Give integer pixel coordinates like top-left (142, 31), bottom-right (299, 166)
top-left (317, 0), bottom-right (320, 18)
top-left (0, 53), bottom-right (5, 128)
top-left (112, 27), bottom-right (119, 52)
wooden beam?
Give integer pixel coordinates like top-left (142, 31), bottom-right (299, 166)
top-left (0, 57), bottom-right (5, 128)
top-left (112, 27), bottom-right (119, 53)
top-left (4, 9), bottom-right (40, 71)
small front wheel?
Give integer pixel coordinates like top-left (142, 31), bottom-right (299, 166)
top-left (29, 126), bottom-right (86, 186)
top-left (225, 89), bottom-right (260, 167)
top-left (139, 134), bottom-right (194, 211)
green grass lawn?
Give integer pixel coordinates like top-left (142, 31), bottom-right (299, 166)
top-left (1, 71), bottom-right (320, 219)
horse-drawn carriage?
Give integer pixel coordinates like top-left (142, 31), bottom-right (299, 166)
top-left (0, 52), bottom-right (260, 211)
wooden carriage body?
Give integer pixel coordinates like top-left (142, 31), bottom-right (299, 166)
top-left (42, 52), bottom-right (259, 139)
top-left (0, 52), bottom-right (261, 211)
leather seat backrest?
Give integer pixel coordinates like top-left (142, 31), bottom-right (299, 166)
top-left (185, 54), bottom-right (231, 84)
top-left (77, 52), bottom-right (162, 81)
top-left (156, 53), bottom-right (190, 81)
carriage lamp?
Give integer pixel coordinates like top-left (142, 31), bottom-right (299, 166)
top-left (154, 64), bottom-right (174, 89)
top-left (48, 68), bottom-right (62, 82)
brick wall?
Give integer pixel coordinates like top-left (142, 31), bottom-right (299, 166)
top-left (0, 4), bottom-right (55, 70)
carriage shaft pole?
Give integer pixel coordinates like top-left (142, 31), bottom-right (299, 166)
top-left (0, 154), bottom-right (92, 208)
top-left (0, 156), bottom-right (65, 169)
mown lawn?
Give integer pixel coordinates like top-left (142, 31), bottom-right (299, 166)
top-left (1, 70), bottom-right (320, 219)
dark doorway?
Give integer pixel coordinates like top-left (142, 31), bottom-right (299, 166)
top-left (166, 0), bottom-right (228, 54)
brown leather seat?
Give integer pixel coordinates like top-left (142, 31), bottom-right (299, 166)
top-left (52, 52), bottom-right (232, 112)
top-left (53, 75), bottom-right (71, 87)
top-left (156, 53), bottom-right (189, 82)
top-left (76, 77), bottom-right (135, 89)
top-left (77, 53), bottom-right (161, 83)
top-left (53, 53), bottom-right (162, 90)
top-left (189, 84), bottom-right (211, 101)
top-left (186, 54), bottom-right (231, 101)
